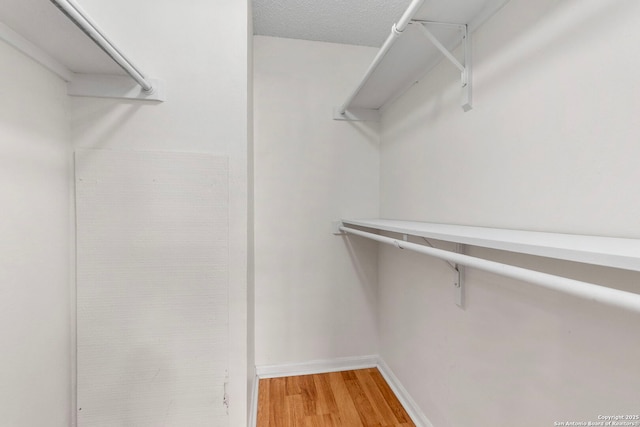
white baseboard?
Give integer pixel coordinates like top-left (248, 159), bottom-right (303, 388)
top-left (255, 354), bottom-right (379, 379)
top-left (376, 358), bottom-right (434, 427)
top-left (250, 355), bottom-right (433, 427)
top-left (248, 371), bottom-right (259, 427)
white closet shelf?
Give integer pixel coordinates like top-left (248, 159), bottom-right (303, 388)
top-left (340, 218), bottom-right (640, 273)
top-left (0, 0), bottom-right (164, 101)
top-left (334, 0), bottom-right (511, 121)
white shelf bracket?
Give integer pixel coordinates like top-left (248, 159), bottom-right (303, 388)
top-left (414, 21), bottom-right (472, 112)
top-left (333, 107), bottom-right (381, 122)
top-left (332, 220), bottom-right (345, 235)
top-left (454, 244), bottom-right (465, 308)
top-left (67, 74), bottom-right (166, 102)
top-left (337, 221), bottom-right (467, 308)
top-left (424, 238), bottom-right (465, 308)
top-left (454, 266), bottom-right (463, 307)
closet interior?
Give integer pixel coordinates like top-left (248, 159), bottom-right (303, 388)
top-left (2, 0), bottom-right (639, 426)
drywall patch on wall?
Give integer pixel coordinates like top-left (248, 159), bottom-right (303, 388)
top-left (70, 0), bottom-right (251, 423)
top-left (75, 149), bottom-right (228, 426)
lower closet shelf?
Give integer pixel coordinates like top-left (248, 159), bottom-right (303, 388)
top-left (340, 218), bottom-right (640, 272)
top-left (336, 218), bottom-right (640, 313)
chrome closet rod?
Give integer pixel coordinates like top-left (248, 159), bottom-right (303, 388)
top-left (340, 225), bottom-right (640, 313)
top-left (338, 0), bottom-right (425, 115)
top-left (50, 0), bottom-right (154, 92)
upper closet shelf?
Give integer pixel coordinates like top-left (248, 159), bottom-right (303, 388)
top-left (0, 0), bottom-right (164, 101)
top-left (341, 219), bottom-right (640, 273)
top-left (334, 0), bottom-right (510, 122)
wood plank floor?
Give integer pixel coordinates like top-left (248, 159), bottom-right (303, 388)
top-left (257, 368), bottom-right (416, 427)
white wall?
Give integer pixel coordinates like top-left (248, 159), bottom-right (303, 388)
top-left (247, 0), bottom-right (256, 414)
top-left (253, 36), bottom-right (380, 366)
top-left (0, 41), bottom-right (71, 426)
top-left (69, 1), bottom-right (251, 425)
top-left (379, 0), bottom-right (640, 425)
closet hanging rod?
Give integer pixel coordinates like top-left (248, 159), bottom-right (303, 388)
top-left (337, 0), bottom-right (425, 116)
top-left (339, 225), bottom-right (640, 313)
top-left (50, 0), bottom-right (154, 93)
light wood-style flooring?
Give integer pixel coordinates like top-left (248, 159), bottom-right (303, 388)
top-left (257, 368), bottom-right (416, 427)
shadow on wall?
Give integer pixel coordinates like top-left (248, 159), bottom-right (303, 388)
top-left (475, 0), bottom-right (635, 93)
top-left (334, 117), bottom-right (380, 148)
top-left (70, 100), bottom-right (158, 150)
top-left (342, 233), bottom-right (379, 309)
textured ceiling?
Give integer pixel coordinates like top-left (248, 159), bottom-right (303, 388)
top-left (253, 0), bottom-right (412, 47)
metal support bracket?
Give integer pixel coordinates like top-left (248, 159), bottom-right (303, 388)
top-left (424, 238), bottom-right (465, 308)
top-left (454, 266), bottom-right (463, 307)
top-left (454, 244), bottom-right (465, 308)
top-left (333, 107), bottom-right (381, 122)
top-left (413, 20), bottom-right (472, 112)
top-left (67, 74), bottom-right (166, 102)
top-left (336, 222), bottom-right (466, 308)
